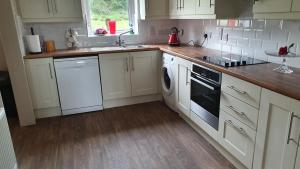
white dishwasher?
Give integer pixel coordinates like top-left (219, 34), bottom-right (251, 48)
top-left (54, 56), bottom-right (103, 115)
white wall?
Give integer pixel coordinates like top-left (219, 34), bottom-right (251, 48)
top-left (0, 0), bottom-right (35, 126)
top-left (178, 19), bottom-right (300, 68)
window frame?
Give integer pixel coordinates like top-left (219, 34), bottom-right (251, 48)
top-left (83, 0), bottom-right (138, 36)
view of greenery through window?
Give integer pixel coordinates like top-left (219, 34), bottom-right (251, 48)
top-left (89, 0), bottom-right (129, 32)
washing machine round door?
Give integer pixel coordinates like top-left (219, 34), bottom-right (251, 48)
top-left (161, 64), bottom-right (174, 95)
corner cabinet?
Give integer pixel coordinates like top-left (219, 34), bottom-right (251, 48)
top-left (175, 57), bottom-right (191, 118)
top-left (253, 89), bottom-right (300, 169)
top-left (25, 58), bottom-right (61, 118)
top-left (99, 51), bottom-right (159, 101)
top-left (253, 0), bottom-right (300, 19)
top-left (18, 0), bottom-right (82, 22)
top-left (140, 0), bottom-right (169, 19)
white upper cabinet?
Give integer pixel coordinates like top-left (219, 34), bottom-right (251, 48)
top-left (140, 0), bottom-right (169, 19)
top-left (169, 0), bottom-right (249, 19)
top-left (175, 57), bottom-right (191, 117)
top-left (253, 0), bottom-right (300, 19)
top-left (18, 0), bottom-right (82, 22)
top-left (99, 53), bottom-right (132, 101)
top-left (253, 0), bottom-right (293, 13)
top-left (292, 0), bottom-right (300, 12)
top-left (253, 89), bottom-right (300, 169)
top-left (196, 0), bottom-right (214, 15)
top-left (130, 51), bottom-right (159, 97)
top-left (25, 58), bottom-right (60, 110)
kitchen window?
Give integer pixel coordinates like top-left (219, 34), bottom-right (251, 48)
top-left (86, 0), bottom-right (137, 35)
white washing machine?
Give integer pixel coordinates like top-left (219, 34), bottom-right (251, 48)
top-left (161, 53), bottom-right (177, 112)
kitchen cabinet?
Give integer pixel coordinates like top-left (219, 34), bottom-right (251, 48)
top-left (196, 0), bottom-right (214, 15)
top-left (253, 0), bottom-right (300, 19)
top-left (99, 53), bottom-right (131, 101)
top-left (100, 51), bottom-right (159, 101)
top-left (130, 51), bottom-right (159, 97)
top-left (25, 58), bottom-right (60, 118)
top-left (18, 0), bottom-right (82, 22)
top-left (175, 57), bottom-right (191, 117)
top-left (253, 0), bottom-right (293, 13)
top-left (253, 89), bottom-right (300, 169)
top-left (296, 146), bottom-right (300, 169)
top-left (218, 110), bottom-right (256, 169)
top-left (140, 0), bottom-right (169, 19)
top-left (169, 0), bottom-right (249, 19)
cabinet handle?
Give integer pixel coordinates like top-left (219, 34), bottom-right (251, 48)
top-left (210, 0), bottom-right (214, 8)
top-left (146, 0), bottom-right (149, 10)
top-left (48, 63), bottom-right (53, 79)
top-left (131, 56), bottom-right (135, 71)
top-left (287, 112), bottom-right (300, 144)
top-left (198, 0), bottom-right (200, 7)
top-left (227, 85), bottom-right (247, 94)
top-left (126, 57), bottom-right (129, 72)
top-left (46, 0), bottom-right (51, 13)
top-left (182, 0), bottom-right (184, 9)
top-left (186, 68), bottom-right (190, 85)
top-left (225, 120), bottom-right (249, 138)
top-left (52, 0), bottom-right (58, 13)
top-left (177, 0), bottom-right (179, 9)
top-left (227, 106), bottom-right (252, 123)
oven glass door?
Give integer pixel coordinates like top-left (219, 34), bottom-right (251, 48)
top-left (191, 74), bottom-right (221, 118)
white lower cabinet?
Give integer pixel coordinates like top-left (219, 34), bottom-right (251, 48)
top-left (130, 51), bottom-right (159, 97)
top-left (175, 57), bottom-right (191, 117)
top-left (25, 58), bottom-right (60, 118)
top-left (253, 89), bottom-right (300, 169)
top-left (218, 111), bottom-right (256, 169)
top-left (99, 53), bottom-right (132, 100)
top-left (100, 51), bottom-right (159, 101)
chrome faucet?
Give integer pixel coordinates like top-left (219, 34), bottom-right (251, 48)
top-left (116, 28), bottom-right (134, 47)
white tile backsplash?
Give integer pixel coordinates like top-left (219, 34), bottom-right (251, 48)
top-left (179, 19), bottom-right (300, 68)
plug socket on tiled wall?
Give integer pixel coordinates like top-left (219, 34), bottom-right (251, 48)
top-left (179, 19), bottom-right (300, 68)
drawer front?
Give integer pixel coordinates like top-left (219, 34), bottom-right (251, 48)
top-left (220, 92), bottom-right (259, 129)
top-left (218, 111), bottom-right (256, 169)
top-left (221, 74), bottom-right (261, 108)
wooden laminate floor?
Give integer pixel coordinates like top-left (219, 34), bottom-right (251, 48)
top-left (9, 102), bottom-right (235, 169)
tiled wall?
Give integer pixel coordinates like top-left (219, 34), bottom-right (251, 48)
top-left (178, 19), bottom-right (300, 68)
top-left (24, 19), bottom-right (178, 49)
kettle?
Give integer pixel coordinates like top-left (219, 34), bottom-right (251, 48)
top-left (168, 27), bottom-right (180, 46)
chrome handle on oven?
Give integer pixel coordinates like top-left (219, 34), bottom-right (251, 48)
top-left (287, 112), bottom-right (300, 144)
top-left (227, 85), bottom-right (247, 94)
top-left (192, 76), bottom-right (215, 91)
top-left (225, 120), bottom-right (249, 138)
top-left (227, 105), bottom-right (252, 123)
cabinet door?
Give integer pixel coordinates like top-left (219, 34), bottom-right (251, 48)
top-left (253, 89), bottom-right (300, 169)
top-left (130, 51), bottom-right (159, 97)
top-left (218, 111), bottom-right (256, 169)
top-left (146, 0), bottom-right (169, 17)
top-left (175, 57), bottom-right (191, 117)
top-left (53, 0), bottom-right (82, 18)
top-left (180, 0), bottom-right (196, 15)
top-left (292, 0), bottom-right (300, 12)
top-left (296, 145), bottom-right (300, 169)
top-left (19, 0), bottom-right (52, 19)
top-left (169, 0), bottom-right (180, 15)
top-left (253, 0), bottom-right (293, 13)
top-left (25, 58), bottom-right (59, 109)
top-left (99, 53), bottom-right (131, 100)
top-left (196, 0), bottom-right (214, 14)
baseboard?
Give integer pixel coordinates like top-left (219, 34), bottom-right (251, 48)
top-left (179, 113), bottom-right (248, 169)
top-left (35, 107), bottom-right (61, 119)
top-left (103, 94), bottom-right (163, 109)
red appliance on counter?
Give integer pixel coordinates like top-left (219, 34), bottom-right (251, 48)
top-left (168, 27), bottom-right (180, 46)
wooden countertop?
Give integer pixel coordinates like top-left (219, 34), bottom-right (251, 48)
top-left (24, 45), bottom-right (300, 101)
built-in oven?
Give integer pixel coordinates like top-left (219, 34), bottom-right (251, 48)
top-left (190, 63), bottom-right (222, 130)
